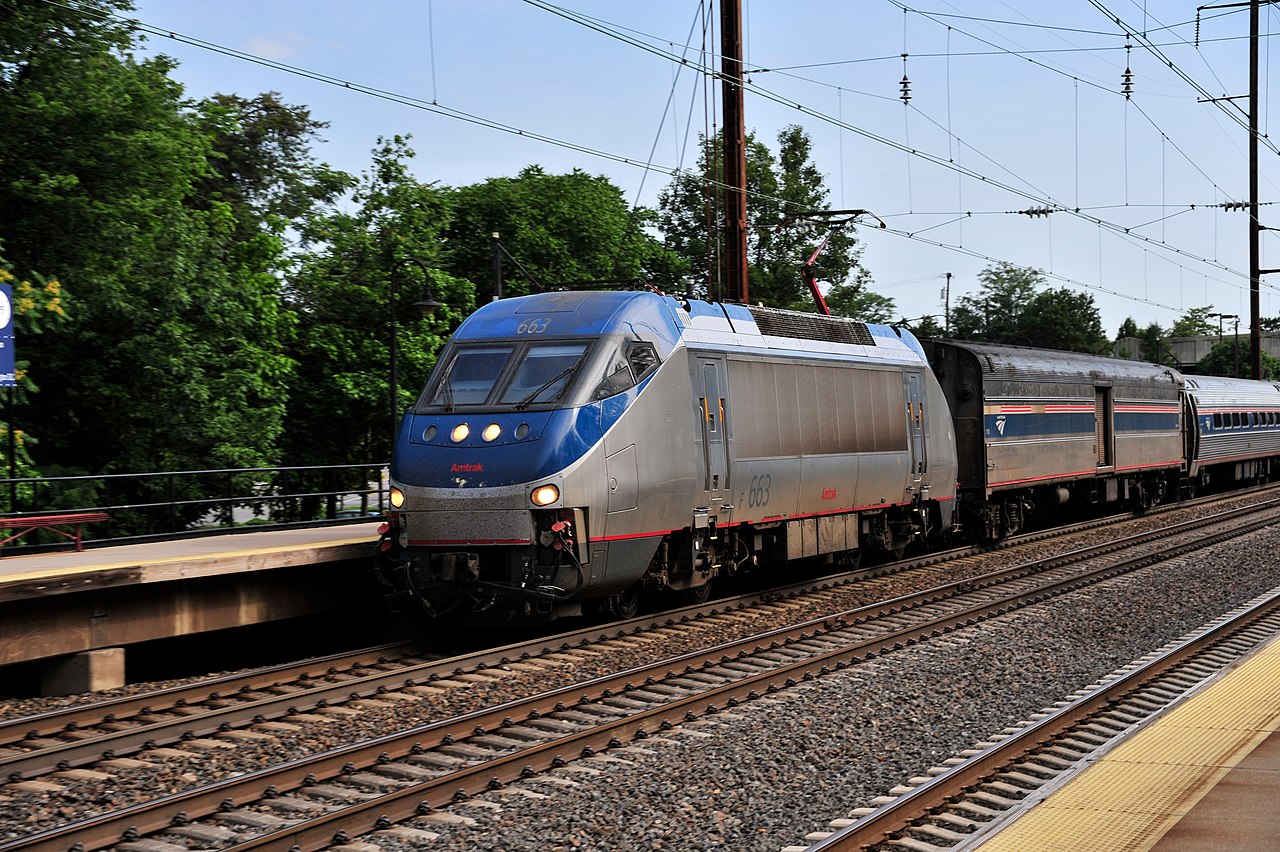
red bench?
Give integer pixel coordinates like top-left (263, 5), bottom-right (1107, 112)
top-left (0, 512), bottom-right (110, 551)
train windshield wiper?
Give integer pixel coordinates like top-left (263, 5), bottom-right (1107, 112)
top-left (513, 355), bottom-right (586, 410)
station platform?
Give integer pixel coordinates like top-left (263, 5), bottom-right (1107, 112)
top-left (0, 522), bottom-right (382, 603)
top-left (970, 632), bottom-right (1280, 851)
top-left (0, 523), bottom-right (387, 686)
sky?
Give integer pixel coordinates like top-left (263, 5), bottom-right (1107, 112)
top-left (126, 1), bottom-right (1280, 337)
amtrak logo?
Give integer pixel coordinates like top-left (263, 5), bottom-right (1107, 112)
top-left (996, 415), bottom-right (1007, 436)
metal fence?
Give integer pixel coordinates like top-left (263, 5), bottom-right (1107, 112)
top-left (0, 463), bottom-right (389, 552)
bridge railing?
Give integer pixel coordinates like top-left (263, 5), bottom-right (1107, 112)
top-left (0, 463), bottom-right (389, 552)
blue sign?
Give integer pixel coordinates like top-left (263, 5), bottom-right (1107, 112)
top-left (0, 284), bottom-right (14, 387)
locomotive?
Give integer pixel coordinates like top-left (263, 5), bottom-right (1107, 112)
top-left (375, 289), bottom-right (1280, 622)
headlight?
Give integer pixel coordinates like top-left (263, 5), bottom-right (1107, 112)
top-left (451, 423), bottom-right (470, 442)
top-left (389, 487), bottom-right (406, 509)
top-left (482, 423), bottom-right (501, 442)
top-left (530, 484), bottom-right (560, 506)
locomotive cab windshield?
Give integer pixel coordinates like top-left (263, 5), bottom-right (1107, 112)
top-left (416, 334), bottom-right (661, 412)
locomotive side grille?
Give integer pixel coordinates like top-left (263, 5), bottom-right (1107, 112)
top-left (748, 307), bottom-right (876, 347)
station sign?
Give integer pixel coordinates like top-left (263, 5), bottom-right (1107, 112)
top-left (0, 284), bottom-right (14, 387)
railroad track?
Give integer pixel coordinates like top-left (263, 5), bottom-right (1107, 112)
top-left (4, 494), bottom-right (1278, 852)
top-left (794, 586), bottom-right (1280, 852)
top-left (2, 485), bottom-right (1268, 785)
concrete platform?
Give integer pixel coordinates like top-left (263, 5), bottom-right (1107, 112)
top-left (0, 522), bottom-right (382, 602)
top-left (971, 632), bottom-right (1280, 851)
top-left (0, 523), bottom-right (387, 673)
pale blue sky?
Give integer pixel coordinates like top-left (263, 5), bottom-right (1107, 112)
top-left (129, 1), bottom-right (1280, 335)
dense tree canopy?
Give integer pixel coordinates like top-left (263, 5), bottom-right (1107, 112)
top-left (1193, 338), bottom-right (1280, 379)
top-left (950, 263), bottom-right (1108, 353)
top-left (0, 0), bottom-right (307, 478)
top-left (447, 165), bottom-right (666, 301)
top-left (286, 136), bottom-right (465, 466)
top-left (657, 126), bottom-right (891, 319)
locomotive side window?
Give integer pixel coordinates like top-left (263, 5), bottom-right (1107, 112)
top-left (429, 346), bottom-right (514, 406)
top-left (499, 343), bottom-right (589, 406)
top-left (591, 341), bottom-right (661, 400)
top-left (627, 342), bottom-right (659, 379)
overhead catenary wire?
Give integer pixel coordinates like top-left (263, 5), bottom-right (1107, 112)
top-left (48, 0), bottom-right (1273, 318)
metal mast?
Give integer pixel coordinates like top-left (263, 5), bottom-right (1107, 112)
top-left (720, 0), bottom-right (748, 304)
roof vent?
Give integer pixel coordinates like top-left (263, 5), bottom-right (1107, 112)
top-left (748, 306), bottom-right (876, 346)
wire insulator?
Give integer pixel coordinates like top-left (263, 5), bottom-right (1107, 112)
top-left (899, 74), bottom-right (911, 103)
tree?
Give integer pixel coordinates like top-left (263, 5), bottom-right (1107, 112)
top-left (900, 314), bottom-right (947, 338)
top-left (286, 137), bottom-right (467, 470)
top-left (949, 263), bottom-right (1107, 353)
top-left (1022, 288), bottom-right (1109, 354)
top-left (0, 0), bottom-right (344, 532)
top-left (446, 166), bottom-right (665, 300)
top-left (1194, 338), bottom-right (1279, 379)
top-left (194, 92), bottom-right (352, 243)
top-left (949, 263), bottom-right (1042, 343)
top-left (0, 252), bottom-right (71, 506)
top-left (657, 126), bottom-right (890, 317)
top-left (1138, 322), bottom-right (1174, 365)
top-left (1117, 317), bottom-right (1140, 340)
top-left (1169, 306), bottom-right (1218, 337)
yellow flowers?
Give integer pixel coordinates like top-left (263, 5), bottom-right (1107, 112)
top-left (11, 276), bottom-right (66, 317)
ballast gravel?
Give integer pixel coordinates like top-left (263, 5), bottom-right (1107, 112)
top-left (366, 524), bottom-right (1280, 852)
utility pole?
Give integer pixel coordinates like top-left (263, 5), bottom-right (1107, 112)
top-left (1202, 0), bottom-right (1275, 378)
top-left (491, 232), bottom-right (503, 302)
top-left (720, 0), bottom-right (748, 305)
top-left (943, 272), bottom-right (952, 333)
top-left (1250, 0), bottom-right (1262, 378)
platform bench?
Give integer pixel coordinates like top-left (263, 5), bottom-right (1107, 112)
top-left (0, 512), bottom-right (110, 552)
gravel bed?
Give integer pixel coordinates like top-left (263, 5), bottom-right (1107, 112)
top-left (360, 523), bottom-right (1280, 852)
top-left (0, 496), bottom-right (1274, 846)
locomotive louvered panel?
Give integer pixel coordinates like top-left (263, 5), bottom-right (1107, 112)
top-left (749, 306), bottom-right (876, 347)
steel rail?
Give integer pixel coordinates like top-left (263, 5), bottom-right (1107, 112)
top-left (6, 493), bottom-right (1268, 782)
top-left (804, 588), bottom-right (1280, 851)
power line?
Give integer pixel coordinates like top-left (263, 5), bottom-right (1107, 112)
top-left (53, 0), bottom-right (1262, 311)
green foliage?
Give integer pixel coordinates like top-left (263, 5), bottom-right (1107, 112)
top-left (657, 126), bottom-right (889, 317)
top-left (286, 136), bottom-right (465, 468)
top-left (0, 255), bottom-right (71, 507)
top-left (1193, 338), bottom-right (1280, 379)
top-left (900, 314), bottom-right (947, 338)
top-left (1168, 306), bottom-right (1219, 337)
top-left (0, 3), bottom-right (310, 484)
top-left (949, 262), bottom-right (1108, 353)
top-left (446, 165), bottom-right (665, 299)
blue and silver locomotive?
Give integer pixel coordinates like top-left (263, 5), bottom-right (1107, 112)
top-left (378, 289), bottom-right (956, 621)
top-left (377, 287), bottom-right (1280, 623)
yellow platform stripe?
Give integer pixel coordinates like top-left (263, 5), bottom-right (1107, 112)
top-left (975, 635), bottom-right (1280, 851)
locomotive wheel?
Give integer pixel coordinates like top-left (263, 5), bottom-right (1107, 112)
top-left (606, 586), bottom-right (641, 620)
top-left (680, 578), bottom-right (713, 605)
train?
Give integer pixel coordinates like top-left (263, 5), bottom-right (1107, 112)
top-left (374, 289), bottom-right (1280, 622)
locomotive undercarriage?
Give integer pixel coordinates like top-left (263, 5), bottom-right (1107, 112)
top-left (640, 502), bottom-right (938, 601)
top-left (379, 501), bottom-right (942, 623)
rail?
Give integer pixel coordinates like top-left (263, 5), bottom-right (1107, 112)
top-left (0, 463), bottom-right (388, 553)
